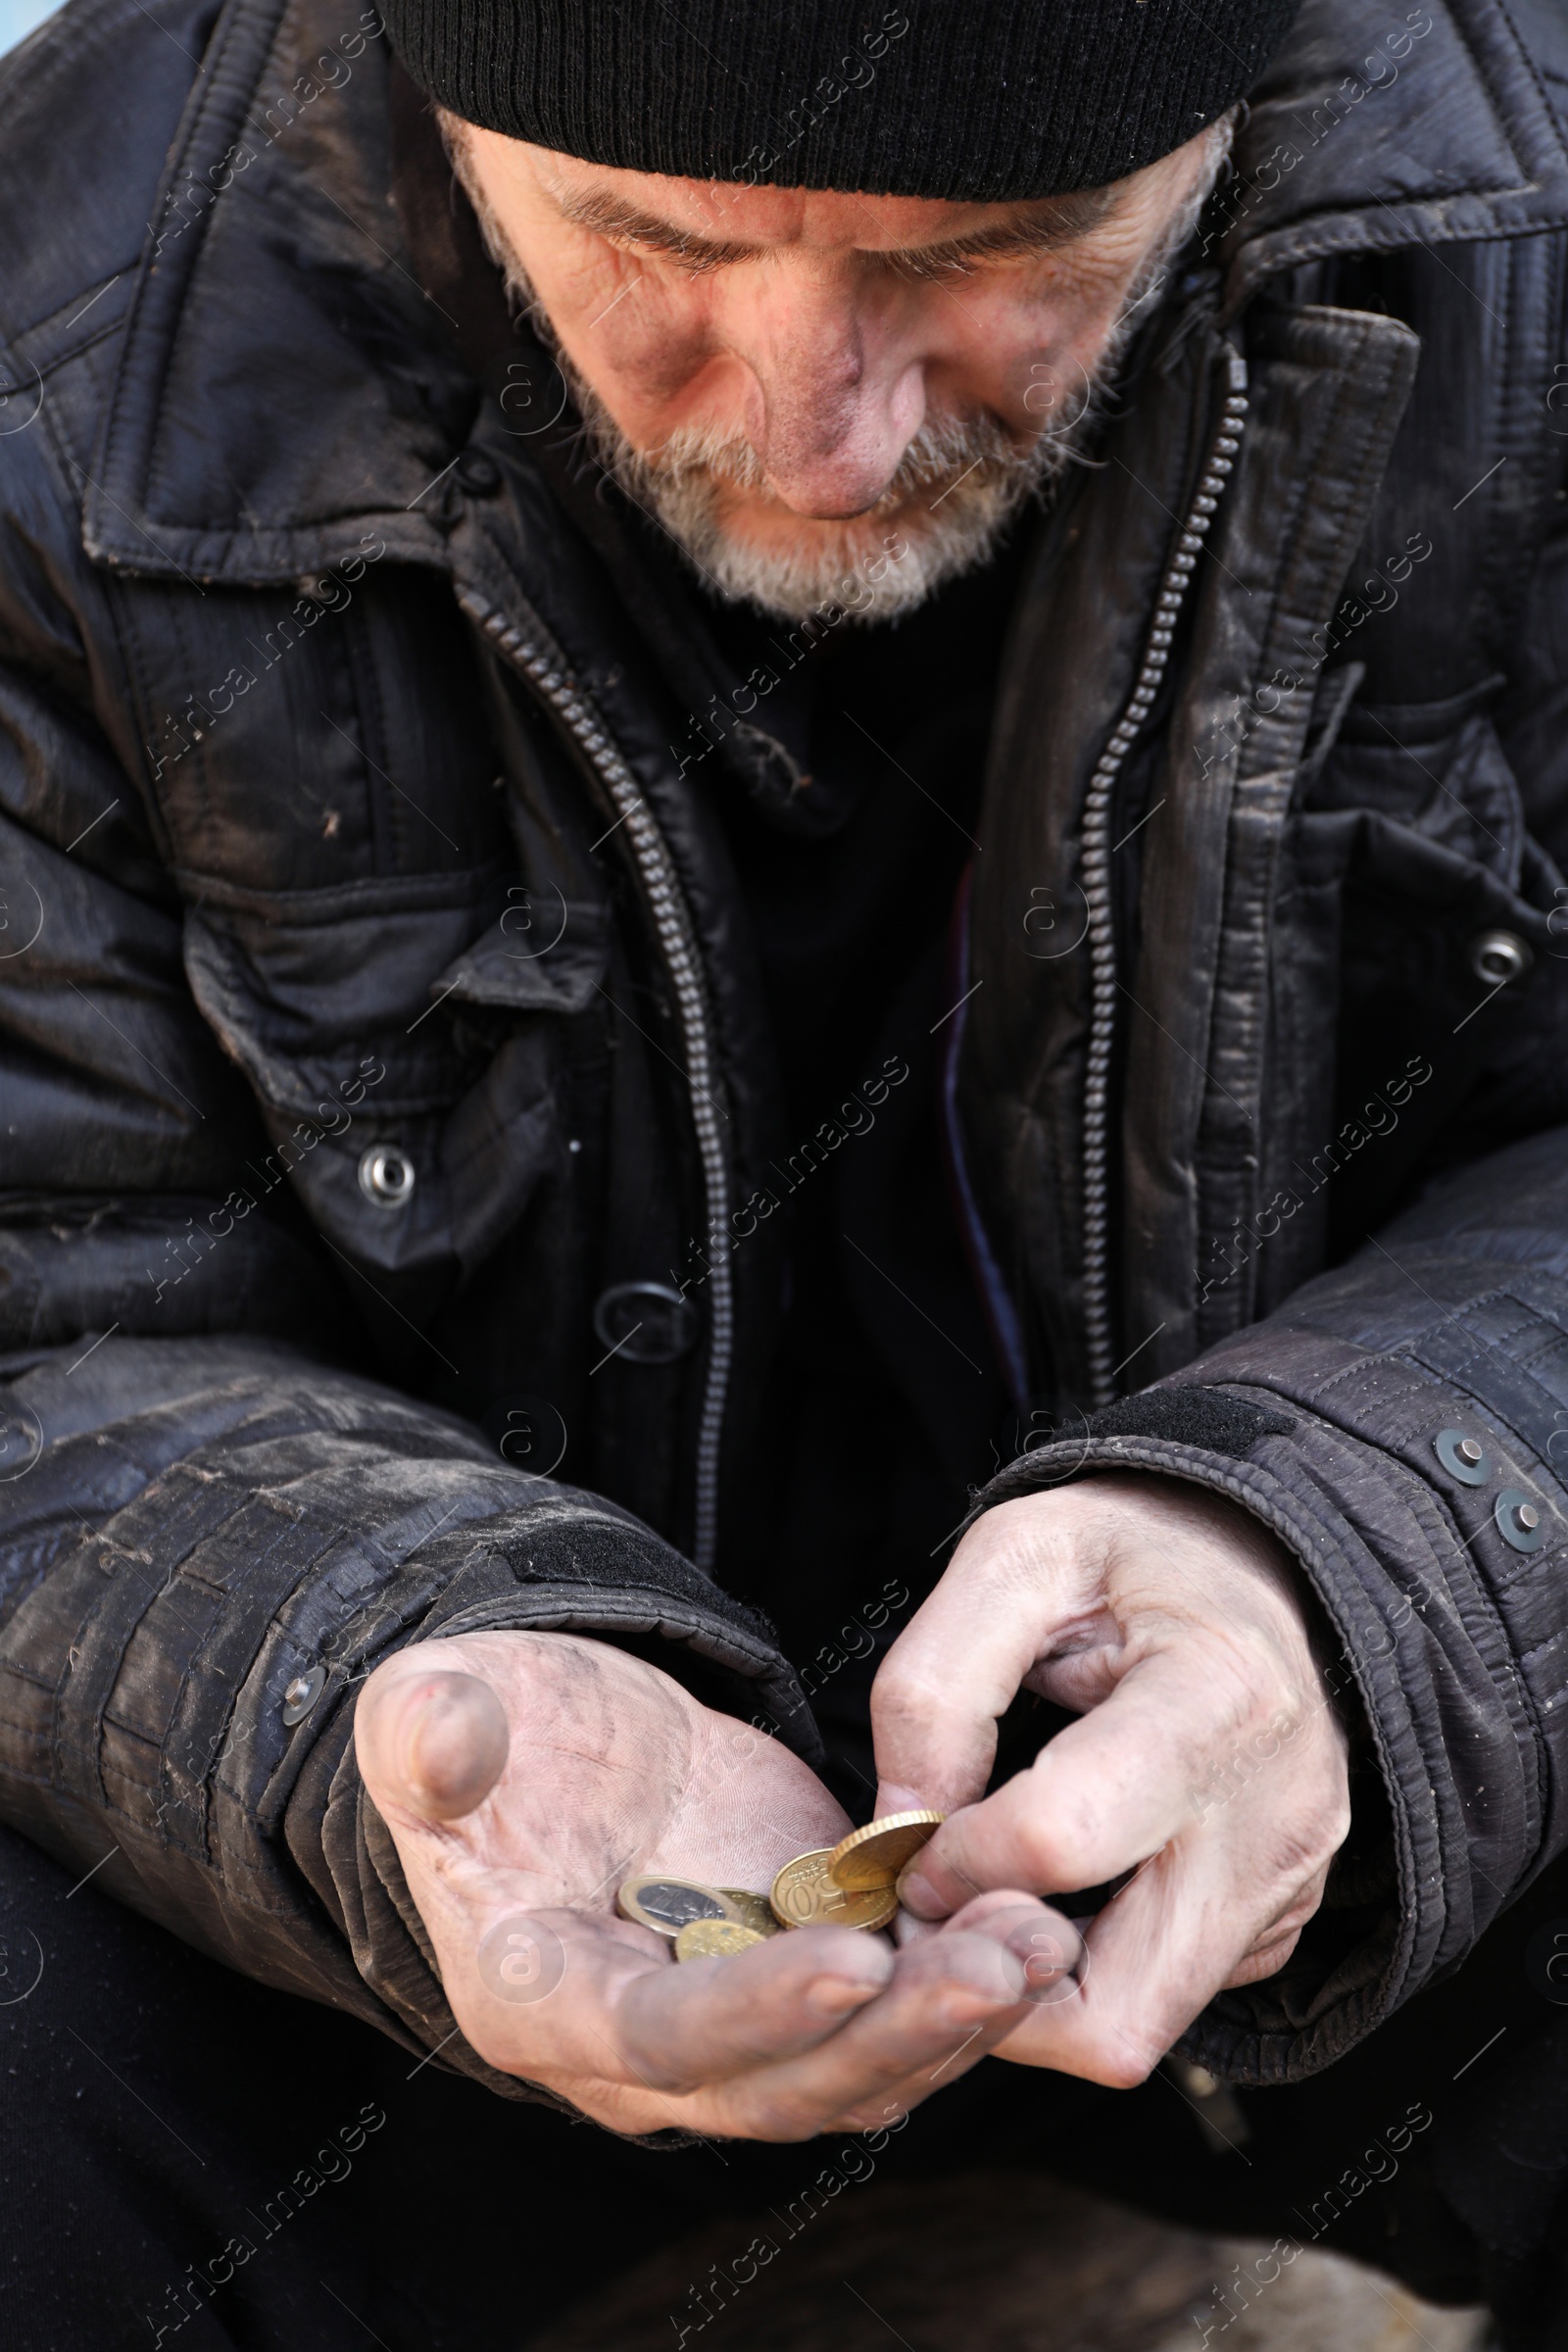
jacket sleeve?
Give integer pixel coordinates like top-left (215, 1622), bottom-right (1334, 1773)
top-left (0, 468), bottom-right (812, 2100)
top-left (973, 1124), bottom-right (1568, 2084)
top-left (0, 1335), bottom-right (815, 2098)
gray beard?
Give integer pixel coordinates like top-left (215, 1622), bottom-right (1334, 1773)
top-left (442, 120), bottom-right (1231, 625)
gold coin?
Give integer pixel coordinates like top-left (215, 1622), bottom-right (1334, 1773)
top-left (828, 1810), bottom-right (945, 1890)
top-left (718, 1888), bottom-right (782, 1938)
top-left (770, 1850), bottom-right (898, 1932)
top-left (674, 1918), bottom-right (767, 1963)
top-left (615, 1875), bottom-right (740, 1938)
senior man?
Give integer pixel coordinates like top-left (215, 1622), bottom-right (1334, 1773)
top-left (3, 0), bottom-right (1568, 2342)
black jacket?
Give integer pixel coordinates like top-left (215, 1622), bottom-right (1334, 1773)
top-left (3, 0), bottom-right (1568, 2115)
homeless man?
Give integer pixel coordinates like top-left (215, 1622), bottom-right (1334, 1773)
top-left (5, 0), bottom-right (1568, 2342)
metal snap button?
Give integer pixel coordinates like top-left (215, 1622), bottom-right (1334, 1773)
top-left (455, 447), bottom-right (502, 495)
top-left (1495, 1489), bottom-right (1547, 1553)
top-left (1470, 929), bottom-right (1533, 987)
top-left (358, 1145), bottom-right (416, 1209)
top-left (281, 1664), bottom-right (327, 1726)
top-left (592, 1280), bottom-right (699, 1365)
top-left (1435, 1429), bottom-right (1491, 1486)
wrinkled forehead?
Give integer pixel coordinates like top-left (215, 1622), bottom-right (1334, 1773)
top-left (509, 143), bottom-right (1126, 265)
top-left (393, 0), bottom-right (1301, 206)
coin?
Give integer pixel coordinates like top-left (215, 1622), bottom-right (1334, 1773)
top-left (770, 1850), bottom-right (898, 1932)
top-left (674, 1918), bottom-right (767, 1963)
top-left (828, 1810), bottom-right (945, 1890)
top-left (770, 1848), bottom-right (835, 1924)
top-left (718, 1888), bottom-right (782, 1938)
top-left (616, 1875), bottom-right (739, 1937)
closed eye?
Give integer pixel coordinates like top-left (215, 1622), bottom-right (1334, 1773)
top-left (552, 185), bottom-right (1123, 281)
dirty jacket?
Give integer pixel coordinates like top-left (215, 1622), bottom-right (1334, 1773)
top-left (3, 0), bottom-right (1568, 2111)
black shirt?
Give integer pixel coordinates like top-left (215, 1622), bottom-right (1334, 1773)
top-left (694, 555), bottom-right (1022, 1779)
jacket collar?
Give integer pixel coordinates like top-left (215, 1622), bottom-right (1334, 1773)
top-left (86, 0), bottom-right (469, 583)
top-left (86, 0), bottom-right (1568, 584)
top-left (1221, 0), bottom-right (1568, 306)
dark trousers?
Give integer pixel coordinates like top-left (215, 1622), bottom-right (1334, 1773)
top-left (4, 1818), bottom-right (1567, 2352)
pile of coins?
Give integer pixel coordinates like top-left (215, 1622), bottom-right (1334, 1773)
top-left (616, 1809), bottom-right (945, 1962)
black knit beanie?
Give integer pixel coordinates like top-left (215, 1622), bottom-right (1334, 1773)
top-left (384, 0), bottom-right (1302, 203)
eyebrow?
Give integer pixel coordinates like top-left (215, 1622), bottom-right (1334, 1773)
top-left (550, 184), bottom-right (1123, 273)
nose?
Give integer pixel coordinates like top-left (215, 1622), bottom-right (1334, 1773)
top-left (738, 280), bottom-right (925, 517)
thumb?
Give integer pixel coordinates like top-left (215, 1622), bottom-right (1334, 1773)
top-left (356, 1661), bottom-right (511, 1823)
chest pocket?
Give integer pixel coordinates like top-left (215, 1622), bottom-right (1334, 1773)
top-left (125, 563), bottom-right (614, 1304)
top-left (183, 876), bottom-right (610, 1297)
top-left (1288, 676), bottom-right (1567, 1256)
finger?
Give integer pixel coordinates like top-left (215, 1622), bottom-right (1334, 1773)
top-left (357, 1663), bottom-right (511, 1823)
top-left (614, 1924), bottom-right (894, 2090)
top-left (703, 1929), bottom-right (1031, 2139)
top-left (944, 1891), bottom-right (1088, 1995)
top-left (987, 1835), bottom-right (1285, 2087)
top-left (1219, 1859), bottom-right (1330, 1988)
top-left (445, 1903), bottom-right (895, 2132)
top-left (437, 1901), bottom-right (1028, 2139)
top-left (824, 1898), bottom-right (1084, 2129)
top-left (443, 1895), bottom-right (892, 2095)
top-left (897, 1650), bottom-right (1216, 1918)
top-left (872, 1513), bottom-right (1094, 1814)
top-left (1221, 1926), bottom-right (1303, 1988)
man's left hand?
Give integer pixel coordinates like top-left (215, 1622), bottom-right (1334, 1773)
top-left (871, 1474), bottom-right (1350, 2086)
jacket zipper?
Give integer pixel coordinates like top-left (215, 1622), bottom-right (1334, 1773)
top-left (462, 594), bottom-right (733, 1576)
top-left (1079, 349), bottom-right (1250, 1408)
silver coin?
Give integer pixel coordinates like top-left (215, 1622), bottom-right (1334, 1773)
top-left (616, 1875), bottom-right (737, 1937)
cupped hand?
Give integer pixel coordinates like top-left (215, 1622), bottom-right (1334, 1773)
top-left (871, 1475), bottom-right (1350, 2087)
top-left (355, 1631), bottom-right (1047, 2137)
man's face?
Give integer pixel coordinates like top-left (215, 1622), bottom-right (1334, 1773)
top-left (447, 123), bottom-right (1229, 618)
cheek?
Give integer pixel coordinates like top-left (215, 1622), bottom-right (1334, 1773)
top-left (595, 305), bottom-right (716, 401)
top-left (930, 283), bottom-right (1114, 437)
top-left (959, 273), bottom-right (1139, 433)
top-left (1057, 259), bottom-right (1160, 372)
top-left (561, 271), bottom-right (725, 425)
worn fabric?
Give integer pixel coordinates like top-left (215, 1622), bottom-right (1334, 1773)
top-left (1, 0), bottom-right (1567, 2240)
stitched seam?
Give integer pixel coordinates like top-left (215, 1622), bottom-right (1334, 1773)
top-left (342, 596), bottom-right (396, 877)
top-left (136, 0), bottom-right (276, 525)
top-left (1224, 1384), bottom-right (1552, 1849)
top-left (1226, 200), bottom-right (1559, 315)
top-left (3, 304), bottom-right (135, 386)
top-left (1494, 0), bottom-right (1568, 163)
top-left (103, 576), bottom-right (185, 870)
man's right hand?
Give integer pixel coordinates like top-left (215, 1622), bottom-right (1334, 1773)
top-left (355, 1631), bottom-right (1063, 2139)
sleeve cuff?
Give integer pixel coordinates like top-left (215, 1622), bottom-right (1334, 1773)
top-left (967, 1381), bottom-right (1537, 2082)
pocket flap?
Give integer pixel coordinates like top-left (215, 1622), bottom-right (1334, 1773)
top-left (433, 896), bottom-right (610, 1014)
